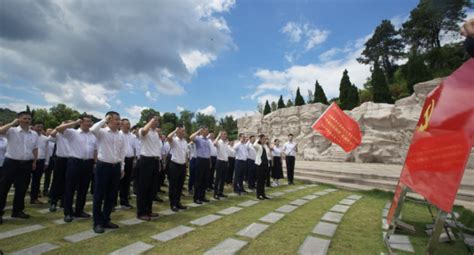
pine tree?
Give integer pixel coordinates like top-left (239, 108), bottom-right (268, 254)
top-left (372, 62), bottom-right (394, 103)
top-left (277, 95), bottom-right (286, 109)
top-left (339, 70), bottom-right (359, 110)
top-left (313, 80), bottom-right (329, 104)
top-left (403, 53), bottom-right (432, 94)
top-left (263, 100), bottom-right (272, 115)
top-left (294, 87), bottom-right (306, 106)
top-left (286, 99), bottom-right (294, 107)
top-left (270, 101), bottom-right (277, 111)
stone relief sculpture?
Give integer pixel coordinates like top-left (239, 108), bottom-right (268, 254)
top-left (238, 78), bottom-right (474, 168)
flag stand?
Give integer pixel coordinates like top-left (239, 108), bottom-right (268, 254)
top-left (384, 186), bottom-right (409, 254)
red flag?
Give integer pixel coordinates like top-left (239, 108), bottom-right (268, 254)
top-left (312, 102), bottom-right (362, 152)
top-left (387, 58), bottom-right (474, 220)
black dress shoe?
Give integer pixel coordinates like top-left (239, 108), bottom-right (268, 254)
top-left (11, 211), bottom-right (30, 219)
top-left (213, 195), bottom-right (220, 200)
top-left (154, 196), bottom-right (164, 203)
top-left (64, 215), bottom-right (73, 222)
top-left (120, 204), bottom-right (134, 209)
top-left (74, 212), bottom-right (91, 218)
top-left (202, 198), bottom-right (210, 203)
top-left (219, 194), bottom-right (228, 198)
top-left (263, 196), bottom-right (270, 200)
top-left (257, 196), bottom-right (265, 200)
top-left (93, 225), bottom-right (105, 234)
top-left (177, 204), bottom-right (187, 210)
top-left (104, 222), bottom-right (119, 229)
top-left (194, 200), bottom-right (202, 204)
top-left (171, 206), bottom-right (179, 212)
top-left (49, 203), bottom-right (57, 212)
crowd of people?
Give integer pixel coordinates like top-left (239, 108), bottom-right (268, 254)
top-left (0, 111), bottom-right (299, 234)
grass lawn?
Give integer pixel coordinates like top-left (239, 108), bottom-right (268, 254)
top-left (0, 182), bottom-right (472, 254)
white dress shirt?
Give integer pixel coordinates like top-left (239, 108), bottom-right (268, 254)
top-left (162, 141), bottom-right (171, 158)
top-left (138, 128), bottom-right (162, 157)
top-left (5, 126), bottom-right (39, 161)
top-left (272, 146), bottom-right (282, 157)
top-left (64, 128), bottom-right (97, 160)
top-left (233, 142), bottom-right (248, 161)
top-left (0, 136), bottom-right (7, 167)
top-left (209, 139), bottom-right (217, 157)
top-left (46, 140), bottom-right (55, 165)
top-left (283, 141), bottom-right (297, 156)
top-left (188, 143), bottom-right (197, 160)
top-left (91, 119), bottom-right (126, 170)
top-left (36, 134), bottom-right (49, 160)
top-left (170, 137), bottom-right (187, 164)
top-left (227, 144), bottom-right (235, 158)
top-left (246, 142), bottom-right (256, 161)
top-left (120, 131), bottom-right (139, 158)
top-left (216, 139), bottom-right (228, 161)
top-left (51, 132), bottom-right (71, 158)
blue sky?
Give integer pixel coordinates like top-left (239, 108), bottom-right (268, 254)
top-left (2, 0), bottom-right (464, 124)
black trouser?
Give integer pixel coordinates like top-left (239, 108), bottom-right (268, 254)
top-left (30, 159), bottom-right (45, 201)
top-left (266, 161), bottom-right (272, 187)
top-left (43, 156), bottom-right (55, 193)
top-left (285, 156), bottom-right (295, 184)
top-left (49, 156), bottom-right (68, 204)
top-left (63, 158), bottom-right (94, 216)
top-left (233, 159), bottom-right (246, 192)
top-left (136, 156), bottom-right (159, 216)
top-left (93, 161), bottom-right (121, 226)
top-left (214, 160), bottom-right (228, 196)
top-left (188, 158), bottom-right (197, 192)
top-left (256, 164), bottom-right (267, 198)
top-left (208, 156), bottom-right (217, 189)
top-left (246, 159), bottom-right (256, 189)
top-left (226, 157), bottom-right (235, 184)
top-left (0, 158), bottom-right (32, 216)
top-left (168, 161), bottom-right (186, 207)
top-left (118, 157), bottom-right (134, 206)
top-left (157, 154), bottom-right (170, 192)
top-left (194, 157), bottom-right (210, 201)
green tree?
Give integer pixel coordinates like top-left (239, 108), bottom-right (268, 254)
top-left (270, 101), bottom-right (277, 111)
top-left (402, 53), bottom-right (433, 94)
top-left (286, 99), bottom-right (294, 107)
top-left (357, 20), bottom-right (404, 79)
top-left (294, 87), bottom-right (306, 106)
top-left (33, 108), bottom-right (59, 128)
top-left (137, 108), bottom-right (160, 127)
top-left (49, 104), bottom-right (80, 124)
top-left (371, 62), bottom-right (394, 103)
top-left (0, 108), bottom-right (17, 124)
top-left (313, 80), bottom-right (329, 104)
top-left (219, 115), bottom-right (238, 141)
top-left (179, 110), bottom-right (194, 134)
top-left (277, 95), bottom-right (286, 109)
top-left (195, 113), bottom-right (217, 131)
top-left (263, 100), bottom-right (272, 115)
top-left (339, 70), bottom-right (359, 110)
top-left (401, 0), bottom-right (470, 52)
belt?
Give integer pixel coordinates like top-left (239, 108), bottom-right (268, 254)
top-left (69, 157), bottom-right (94, 162)
top-left (97, 160), bottom-right (121, 167)
top-left (5, 158), bottom-right (33, 163)
top-left (140, 156), bottom-right (161, 160)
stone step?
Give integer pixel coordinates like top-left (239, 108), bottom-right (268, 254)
top-left (294, 174), bottom-right (474, 211)
top-left (294, 172), bottom-right (474, 202)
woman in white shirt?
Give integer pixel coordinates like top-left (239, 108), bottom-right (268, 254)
top-left (271, 139), bottom-right (284, 186)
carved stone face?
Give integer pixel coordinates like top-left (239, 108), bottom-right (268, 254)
top-left (288, 118), bottom-right (300, 136)
top-left (272, 124), bottom-right (282, 137)
top-left (300, 117), bottom-right (313, 135)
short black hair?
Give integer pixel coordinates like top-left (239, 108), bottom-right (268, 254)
top-left (34, 121), bottom-right (44, 126)
top-left (80, 114), bottom-right (92, 120)
top-left (121, 118), bottom-right (130, 122)
top-left (258, 134), bottom-right (265, 139)
top-left (105, 111), bottom-right (120, 117)
top-left (200, 125), bottom-right (208, 129)
top-left (238, 133), bottom-right (245, 138)
top-left (274, 139), bottom-right (279, 143)
top-left (249, 135), bottom-right (255, 139)
top-left (17, 111), bottom-right (31, 117)
top-left (288, 133), bottom-right (294, 137)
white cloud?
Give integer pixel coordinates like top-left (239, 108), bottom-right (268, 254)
top-left (124, 105), bottom-right (148, 124)
top-left (257, 94), bottom-right (280, 105)
top-left (281, 21), bottom-right (330, 50)
top-left (221, 110), bottom-right (257, 119)
top-left (180, 50), bottom-right (216, 74)
top-left (197, 105), bottom-right (217, 116)
top-left (176, 106), bottom-right (185, 112)
top-left (319, 48), bottom-right (340, 62)
top-left (145, 91), bottom-right (157, 101)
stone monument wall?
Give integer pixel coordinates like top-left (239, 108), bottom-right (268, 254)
top-left (237, 78), bottom-right (474, 168)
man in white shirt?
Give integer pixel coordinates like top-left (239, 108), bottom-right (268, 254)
top-left (118, 119), bottom-right (138, 209)
top-left (159, 134), bottom-right (170, 194)
top-left (213, 131), bottom-right (229, 199)
top-left (233, 134), bottom-right (248, 194)
top-left (49, 120), bottom-right (72, 212)
top-left (42, 128), bottom-right (55, 197)
top-left (90, 111), bottom-right (126, 233)
top-left (29, 122), bottom-right (49, 205)
top-left (208, 131), bottom-right (217, 191)
top-left (283, 133), bottom-right (298, 185)
top-left (167, 126), bottom-right (188, 212)
top-left (136, 115), bottom-right (162, 221)
top-left (187, 141), bottom-right (197, 194)
top-left (226, 141), bottom-right (235, 185)
top-left (55, 114), bottom-right (97, 222)
top-left (246, 135), bottom-right (257, 190)
top-left (0, 112), bottom-right (38, 223)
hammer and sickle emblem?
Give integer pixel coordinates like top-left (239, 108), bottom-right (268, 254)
top-left (417, 99), bottom-right (435, 132)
